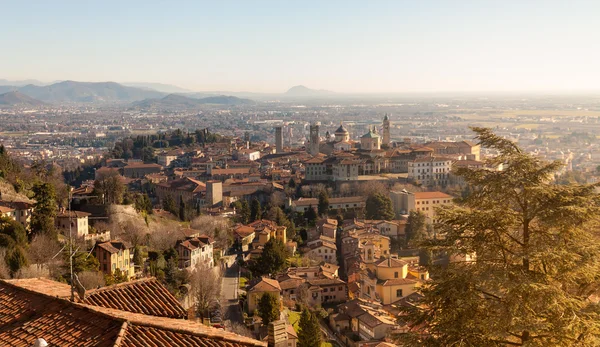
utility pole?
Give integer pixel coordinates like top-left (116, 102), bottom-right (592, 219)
top-left (68, 189), bottom-right (75, 302)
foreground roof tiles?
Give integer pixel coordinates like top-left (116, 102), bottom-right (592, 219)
top-left (83, 278), bottom-right (188, 319)
top-left (0, 279), bottom-right (266, 347)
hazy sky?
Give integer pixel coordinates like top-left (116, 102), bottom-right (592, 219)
top-left (2, 0), bottom-right (599, 93)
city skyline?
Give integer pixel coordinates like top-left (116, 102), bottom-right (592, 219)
top-left (3, 0), bottom-right (600, 93)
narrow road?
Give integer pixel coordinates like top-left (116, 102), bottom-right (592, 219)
top-left (220, 262), bottom-right (244, 325)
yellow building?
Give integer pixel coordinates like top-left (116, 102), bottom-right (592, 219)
top-left (95, 240), bottom-right (135, 280)
top-left (362, 257), bottom-right (425, 305)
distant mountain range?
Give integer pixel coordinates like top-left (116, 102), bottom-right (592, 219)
top-left (0, 91), bottom-right (46, 107)
top-left (0, 79), bottom-right (340, 104)
top-left (0, 81), bottom-right (165, 103)
top-left (134, 94), bottom-right (254, 108)
top-left (121, 82), bottom-right (191, 94)
top-left (0, 79), bottom-right (49, 87)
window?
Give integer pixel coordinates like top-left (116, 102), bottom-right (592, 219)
top-left (396, 289), bottom-right (403, 297)
top-left (394, 271), bottom-right (399, 278)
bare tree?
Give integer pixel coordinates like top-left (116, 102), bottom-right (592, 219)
top-left (358, 181), bottom-right (388, 197)
top-left (190, 264), bottom-right (221, 318)
top-left (189, 215), bottom-right (232, 250)
top-left (230, 322), bottom-right (253, 338)
top-left (28, 233), bottom-right (63, 269)
top-left (78, 270), bottom-right (106, 290)
top-left (148, 224), bottom-right (178, 252)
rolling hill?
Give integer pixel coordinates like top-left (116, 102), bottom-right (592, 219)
top-left (16, 81), bottom-right (166, 103)
top-left (135, 94), bottom-right (254, 108)
top-left (0, 91), bottom-right (46, 107)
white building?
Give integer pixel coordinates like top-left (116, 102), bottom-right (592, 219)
top-left (408, 156), bottom-right (453, 187)
top-left (176, 235), bottom-right (215, 269)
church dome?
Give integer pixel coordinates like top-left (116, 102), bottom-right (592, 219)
top-left (335, 124), bottom-right (349, 134)
top-left (361, 128), bottom-right (380, 138)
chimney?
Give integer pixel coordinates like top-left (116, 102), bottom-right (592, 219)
top-left (267, 320), bottom-right (288, 347)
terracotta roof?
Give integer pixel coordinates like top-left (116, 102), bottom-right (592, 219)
top-left (97, 240), bottom-right (132, 254)
top-left (413, 156), bottom-right (454, 163)
top-left (57, 210), bottom-right (92, 218)
top-left (234, 225), bottom-right (256, 238)
top-left (0, 279), bottom-right (266, 347)
top-left (124, 163), bottom-right (162, 169)
top-left (381, 278), bottom-right (418, 286)
top-left (0, 280), bottom-right (123, 346)
top-left (248, 277), bottom-right (281, 293)
top-left (158, 177), bottom-right (206, 193)
top-left (83, 278), bottom-right (188, 319)
top-left (375, 257), bottom-right (408, 268)
top-left (413, 191), bottom-right (452, 200)
top-left (0, 206), bottom-right (15, 214)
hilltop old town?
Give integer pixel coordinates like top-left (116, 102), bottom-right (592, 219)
top-left (3, 100), bottom-right (597, 347)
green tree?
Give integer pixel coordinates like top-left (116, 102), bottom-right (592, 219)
top-left (233, 200), bottom-right (250, 224)
top-left (365, 192), bottom-right (394, 220)
top-left (94, 170), bottom-right (125, 205)
top-left (6, 246), bottom-right (27, 277)
top-left (251, 238), bottom-right (288, 276)
top-left (31, 182), bottom-right (57, 238)
top-left (298, 308), bottom-right (322, 347)
top-left (105, 269), bottom-right (128, 286)
top-left (304, 205), bottom-right (317, 225)
top-left (258, 292), bottom-right (280, 326)
top-left (288, 178), bottom-right (296, 188)
top-left (179, 195), bottom-right (186, 221)
top-left (405, 210), bottom-right (427, 247)
top-left (162, 195), bottom-right (177, 215)
top-left (250, 198), bottom-right (262, 222)
top-left (0, 216), bottom-right (27, 247)
top-left (135, 193), bottom-right (153, 215)
top-left (318, 190), bottom-right (329, 216)
top-left (397, 128), bottom-right (600, 346)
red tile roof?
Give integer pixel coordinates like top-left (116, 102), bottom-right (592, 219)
top-left (413, 191), bottom-right (452, 200)
top-left (83, 278), bottom-right (188, 319)
top-left (0, 279), bottom-right (266, 347)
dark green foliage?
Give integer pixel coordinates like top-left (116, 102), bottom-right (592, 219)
top-left (250, 198), bottom-right (262, 222)
top-left (304, 205), bottom-right (317, 225)
top-left (250, 238), bottom-right (288, 276)
top-left (162, 195), bottom-right (177, 215)
top-left (258, 293), bottom-right (280, 326)
top-left (405, 210), bottom-right (427, 247)
top-left (318, 190), bottom-right (329, 216)
top-left (233, 200), bottom-right (250, 224)
top-left (105, 269), bottom-right (128, 285)
top-left (31, 182), bottom-right (57, 238)
top-left (6, 246), bottom-right (27, 276)
top-left (179, 195), bottom-right (186, 221)
top-left (298, 308), bottom-right (322, 347)
top-left (288, 178), bottom-right (296, 188)
top-left (0, 216), bottom-right (27, 247)
top-left (134, 193), bottom-right (153, 215)
top-left (397, 127), bottom-right (600, 346)
top-left (365, 192), bottom-right (395, 220)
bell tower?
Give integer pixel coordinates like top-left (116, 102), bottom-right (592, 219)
top-left (382, 114), bottom-right (390, 146)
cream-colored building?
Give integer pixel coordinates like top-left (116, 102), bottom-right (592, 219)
top-left (390, 190), bottom-right (452, 223)
top-left (247, 277), bottom-right (281, 313)
top-left (408, 156), bottom-right (453, 187)
top-left (56, 210), bottom-right (91, 238)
